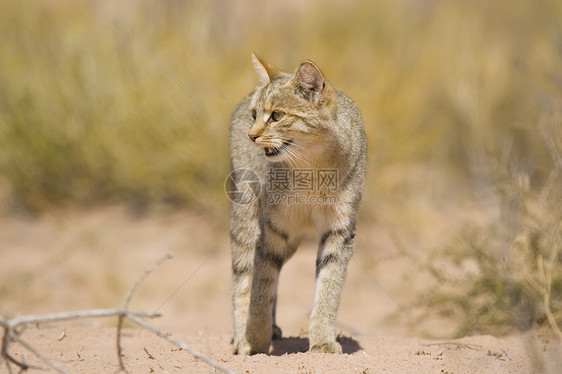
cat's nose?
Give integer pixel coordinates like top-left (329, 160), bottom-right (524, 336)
top-left (249, 134), bottom-right (259, 142)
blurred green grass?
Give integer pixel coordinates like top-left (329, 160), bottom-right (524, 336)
top-left (0, 0), bottom-right (560, 214)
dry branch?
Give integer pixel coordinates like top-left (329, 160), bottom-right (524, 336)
top-left (0, 309), bottom-right (150, 374)
top-left (116, 253), bottom-right (173, 373)
top-left (0, 253), bottom-right (235, 374)
top-left (126, 312), bottom-right (234, 373)
top-left (422, 341), bottom-right (483, 351)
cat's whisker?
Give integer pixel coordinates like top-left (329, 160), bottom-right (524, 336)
top-left (275, 143), bottom-right (299, 168)
top-left (284, 147), bottom-right (315, 169)
top-left (283, 149), bottom-right (298, 168)
top-left (292, 146), bottom-right (320, 166)
top-left (293, 149), bottom-right (322, 169)
top-left (278, 140), bottom-right (322, 169)
top-left (287, 149), bottom-right (306, 170)
top-left (279, 140), bottom-right (320, 163)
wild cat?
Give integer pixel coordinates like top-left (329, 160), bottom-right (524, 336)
top-left (229, 54), bottom-right (366, 355)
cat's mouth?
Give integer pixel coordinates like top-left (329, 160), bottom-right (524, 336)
top-left (264, 140), bottom-right (293, 158)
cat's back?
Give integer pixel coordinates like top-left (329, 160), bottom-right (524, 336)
top-left (335, 91), bottom-right (366, 141)
top-left (230, 92), bottom-right (252, 142)
top-left (229, 91), bottom-right (266, 172)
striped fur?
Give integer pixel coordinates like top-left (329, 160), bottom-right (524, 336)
top-left (230, 54), bottom-right (366, 355)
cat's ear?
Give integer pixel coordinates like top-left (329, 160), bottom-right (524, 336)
top-left (252, 53), bottom-right (280, 85)
top-left (291, 60), bottom-right (326, 103)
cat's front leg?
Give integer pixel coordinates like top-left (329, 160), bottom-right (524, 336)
top-left (231, 254), bottom-right (253, 355)
top-left (309, 226), bottom-right (355, 353)
top-left (245, 219), bottom-right (287, 354)
top-left (230, 200), bottom-right (261, 355)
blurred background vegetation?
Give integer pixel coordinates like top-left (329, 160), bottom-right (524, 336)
top-left (0, 0), bottom-right (560, 337)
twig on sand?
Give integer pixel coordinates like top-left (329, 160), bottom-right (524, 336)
top-left (500, 346), bottom-right (513, 361)
top-left (422, 341), bottom-right (483, 351)
top-left (126, 312), bottom-right (234, 373)
top-left (0, 253), bottom-right (235, 374)
top-left (116, 253), bottom-right (173, 373)
top-left (1, 309), bottom-right (147, 374)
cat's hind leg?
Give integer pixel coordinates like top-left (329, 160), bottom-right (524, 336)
top-left (270, 236), bottom-right (301, 341)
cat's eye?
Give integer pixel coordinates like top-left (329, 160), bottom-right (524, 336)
top-left (251, 109), bottom-right (257, 121)
top-left (269, 111), bottom-right (285, 122)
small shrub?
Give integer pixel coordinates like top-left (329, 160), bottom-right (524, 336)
top-left (415, 140), bottom-right (562, 337)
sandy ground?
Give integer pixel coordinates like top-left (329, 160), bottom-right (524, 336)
top-left (6, 327), bottom-right (559, 373)
top-left (0, 206), bottom-right (559, 373)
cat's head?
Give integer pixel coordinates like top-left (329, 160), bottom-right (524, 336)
top-left (248, 54), bottom-right (336, 165)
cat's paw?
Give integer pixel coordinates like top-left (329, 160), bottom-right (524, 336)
top-left (232, 338), bottom-right (252, 355)
top-left (250, 345), bottom-right (270, 355)
top-left (235, 336), bottom-right (270, 355)
top-left (246, 324), bottom-right (272, 354)
top-left (272, 324), bottom-right (283, 340)
top-left (310, 341), bottom-right (342, 354)
top-left (245, 335), bottom-right (271, 355)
